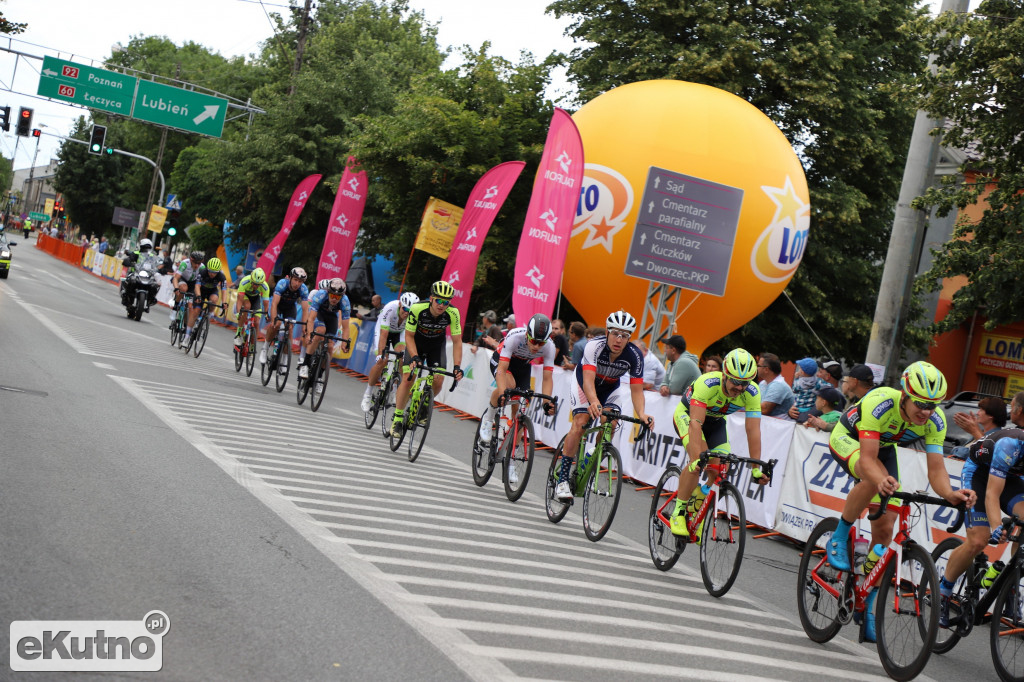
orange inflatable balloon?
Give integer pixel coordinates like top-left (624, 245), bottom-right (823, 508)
top-left (566, 80), bottom-right (810, 357)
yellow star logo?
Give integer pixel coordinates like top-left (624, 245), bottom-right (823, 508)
top-left (761, 176), bottom-right (809, 229)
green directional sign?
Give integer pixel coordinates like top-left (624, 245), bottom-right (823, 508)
top-left (36, 56), bottom-right (136, 116)
top-left (132, 80), bottom-right (227, 138)
top-left (29, 212), bottom-right (50, 222)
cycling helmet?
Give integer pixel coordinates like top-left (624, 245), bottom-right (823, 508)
top-left (189, 250), bottom-right (204, 262)
top-left (290, 267), bottom-right (307, 281)
top-left (431, 280), bottom-right (455, 299)
top-left (722, 348), bottom-right (757, 382)
top-left (901, 361), bottom-right (947, 405)
top-left (327, 278), bottom-right (346, 296)
top-left (399, 292), bottom-right (419, 309)
top-left (605, 310), bottom-right (637, 334)
top-left (250, 267), bottom-right (266, 285)
top-left (207, 257), bottom-right (222, 271)
top-left (139, 238), bottom-right (153, 251)
top-left (526, 313), bottom-right (552, 343)
top-left (317, 278), bottom-right (331, 290)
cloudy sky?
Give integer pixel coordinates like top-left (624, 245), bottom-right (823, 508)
top-left (1, 0), bottom-right (577, 170)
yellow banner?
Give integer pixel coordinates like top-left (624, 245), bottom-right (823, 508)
top-left (414, 197), bottom-right (463, 259)
top-left (44, 198), bottom-right (55, 217)
top-left (976, 332), bottom-right (1024, 376)
top-left (147, 205), bottom-right (168, 233)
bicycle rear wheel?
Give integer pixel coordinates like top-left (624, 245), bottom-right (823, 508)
top-left (649, 465), bottom-right (685, 571)
top-left (296, 360), bottom-right (311, 405)
top-left (233, 334), bottom-right (243, 371)
top-left (193, 316), bottom-right (209, 357)
top-left (275, 349), bottom-right (290, 393)
top-left (582, 444), bottom-right (622, 542)
top-left (381, 373), bottom-right (400, 438)
top-left (503, 415), bottom-right (534, 502)
top-left (364, 383), bottom-right (380, 429)
top-left (244, 329), bottom-right (256, 376)
top-left (699, 480), bottom-right (746, 597)
top-left (875, 542), bottom-right (939, 681)
top-left (169, 311), bottom-right (181, 347)
top-left (260, 342), bottom-right (274, 386)
top-left (991, 565), bottom-right (1024, 682)
top-left (930, 537), bottom-right (965, 654)
top-left (545, 437), bottom-right (571, 524)
top-left (310, 355), bottom-right (329, 412)
top-left (470, 423), bottom-right (496, 487)
top-left (406, 394), bottom-right (432, 462)
top-left (797, 517), bottom-right (845, 643)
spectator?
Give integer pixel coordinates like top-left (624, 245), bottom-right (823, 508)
top-left (550, 318), bottom-right (570, 367)
top-left (954, 396), bottom-right (1009, 442)
top-left (803, 387), bottom-right (845, 431)
top-left (638, 340), bottom-right (666, 391)
top-left (806, 364), bottom-right (875, 431)
top-left (565, 321), bottom-right (587, 369)
top-left (659, 335), bottom-right (700, 396)
top-left (471, 310), bottom-right (504, 354)
top-left (819, 360), bottom-right (843, 389)
top-left (703, 355), bottom-right (723, 373)
top-left (503, 313), bottom-right (516, 335)
top-left (789, 357), bottom-right (830, 422)
top-left (358, 294), bottom-right (383, 321)
top-left (157, 249), bottom-right (174, 275)
top-left (98, 236), bottom-right (109, 254)
top-left (230, 265), bottom-right (245, 288)
top-left (757, 352), bottom-right (794, 419)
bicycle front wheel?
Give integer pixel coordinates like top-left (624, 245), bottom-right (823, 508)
top-left (260, 342), bottom-right (274, 387)
top-left (503, 416), bottom-right (534, 502)
top-left (471, 418), bottom-right (496, 487)
top-left (275, 349), bottom-right (290, 393)
top-left (310, 356), bottom-right (329, 412)
top-left (930, 537), bottom-right (965, 654)
top-left (545, 437), bottom-right (571, 524)
top-left (169, 312), bottom-right (181, 347)
top-left (649, 465), bottom-right (684, 571)
top-left (381, 374), bottom-right (400, 439)
top-left (244, 329), bottom-right (256, 376)
top-left (406, 394), bottom-right (432, 462)
top-left (364, 383), bottom-right (380, 429)
top-left (582, 444), bottom-right (622, 542)
top-left (991, 565), bottom-right (1024, 682)
top-left (699, 480), bottom-right (746, 597)
top-left (875, 542), bottom-right (939, 681)
top-left (796, 517), bottom-right (845, 643)
top-left (193, 316), bottom-right (209, 357)
top-left (296, 362), bottom-right (311, 406)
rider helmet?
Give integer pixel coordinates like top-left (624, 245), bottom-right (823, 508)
top-left (526, 313), bottom-right (552, 343)
top-left (722, 348), bottom-right (757, 383)
top-left (605, 310), bottom-right (637, 334)
top-left (138, 238), bottom-right (153, 251)
top-left (189, 250), bottom-right (204, 262)
top-left (431, 280), bottom-right (455, 299)
top-left (327, 278), bottom-right (346, 296)
top-left (207, 257), bottom-right (222, 271)
top-left (250, 267), bottom-right (266, 285)
top-left (399, 292), bottom-right (419, 309)
top-left (289, 267), bottom-right (307, 281)
top-left (317, 278), bottom-right (331, 290)
top-left (900, 361), bottom-right (947, 405)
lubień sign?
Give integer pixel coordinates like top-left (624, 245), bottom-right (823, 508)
top-left (624, 166), bottom-right (744, 297)
top-left (131, 80), bottom-right (226, 138)
top-left (36, 57), bottom-right (137, 116)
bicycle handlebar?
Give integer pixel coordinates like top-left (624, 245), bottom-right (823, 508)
top-left (868, 491), bottom-right (965, 533)
top-left (406, 362), bottom-right (461, 392)
top-left (597, 408), bottom-right (654, 443)
top-left (693, 450), bottom-right (779, 484)
top-left (498, 387), bottom-right (557, 406)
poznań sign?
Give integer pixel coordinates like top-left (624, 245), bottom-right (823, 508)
top-left (37, 57), bottom-right (227, 138)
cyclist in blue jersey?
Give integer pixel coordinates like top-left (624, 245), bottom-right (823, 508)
top-left (298, 278), bottom-right (351, 379)
top-left (261, 267), bottom-right (310, 365)
top-left (555, 310), bottom-right (653, 501)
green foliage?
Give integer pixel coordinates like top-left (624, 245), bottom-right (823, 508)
top-left (184, 222), bottom-right (223, 255)
top-left (915, 0), bottom-right (1024, 333)
top-left (53, 117), bottom-right (131, 236)
top-left (0, 0), bottom-right (25, 35)
top-left (550, 0), bottom-right (928, 362)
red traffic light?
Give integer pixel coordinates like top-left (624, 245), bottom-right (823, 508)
top-left (32, 129), bottom-right (41, 137)
top-left (20, 109), bottom-right (29, 118)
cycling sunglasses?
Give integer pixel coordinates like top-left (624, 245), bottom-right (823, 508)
top-left (727, 377), bottom-right (750, 388)
top-left (433, 298), bottom-right (451, 307)
top-left (910, 398), bottom-right (939, 411)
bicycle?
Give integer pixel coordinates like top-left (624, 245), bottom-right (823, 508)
top-left (260, 317), bottom-right (298, 393)
top-left (388, 362), bottom-right (459, 462)
top-left (234, 308), bottom-right (264, 376)
top-left (471, 387), bottom-right (557, 502)
top-left (364, 349), bottom-right (404, 433)
top-left (169, 292), bottom-right (195, 348)
top-left (797, 491), bottom-right (962, 681)
top-left (184, 300), bottom-right (225, 358)
top-left (296, 329), bottom-right (345, 412)
top-left (932, 514), bottom-right (1024, 682)
top-left (648, 450), bottom-right (778, 597)
top-left (544, 408), bottom-right (652, 542)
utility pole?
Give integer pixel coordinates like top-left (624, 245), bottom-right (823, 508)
top-left (288, 0), bottom-right (314, 96)
top-left (865, 0), bottom-right (969, 384)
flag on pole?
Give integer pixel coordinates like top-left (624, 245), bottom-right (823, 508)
top-left (255, 173), bottom-right (322, 275)
top-left (316, 158), bottom-right (367, 282)
top-left (414, 197), bottom-right (464, 259)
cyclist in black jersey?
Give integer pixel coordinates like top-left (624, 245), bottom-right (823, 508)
top-left (183, 258), bottom-right (226, 345)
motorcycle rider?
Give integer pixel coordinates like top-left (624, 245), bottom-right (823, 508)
top-left (120, 239), bottom-right (159, 312)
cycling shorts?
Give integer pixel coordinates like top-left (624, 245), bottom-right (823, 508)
top-left (568, 372), bottom-right (621, 416)
top-left (962, 463), bottom-right (1024, 529)
top-left (312, 310), bottom-right (339, 336)
top-left (672, 410), bottom-right (729, 455)
top-left (404, 339), bottom-right (446, 371)
top-left (829, 435), bottom-right (902, 508)
top-left (489, 352), bottom-right (532, 391)
top-left (276, 300), bottom-right (298, 321)
top-left (193, 288), bottom-right (219, 306)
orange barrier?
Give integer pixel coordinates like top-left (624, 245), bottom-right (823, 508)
top-left (36, 233), bottom-right (87, 267)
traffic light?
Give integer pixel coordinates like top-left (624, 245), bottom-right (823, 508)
top-left (32, 129), bottom-right (41, 138)
top-left (88, 125), bottom-right (107, 155)
top-left (16, 107), bottom-right (32, 137)
top-left (167, 226), bottom-right (177, 237)
top-left (0, 106), bottom-right (9, 132)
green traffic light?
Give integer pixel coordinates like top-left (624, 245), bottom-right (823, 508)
top-left (90, 143), bottom-right (100, 153)
top-left (105, 147), bottom-right (113, 154)
top-left (167, 227), bottom-right (177, 236)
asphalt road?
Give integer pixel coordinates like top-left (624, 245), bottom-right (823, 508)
top-left (0, 242), bottom-right (1002, 680)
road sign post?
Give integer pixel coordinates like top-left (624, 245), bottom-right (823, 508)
top-left (37, 56), bottom-right (137, 116)
top-left (624, 166), bottom-right (744, 297)
top-left (132, 81), bottom-right (227, 137)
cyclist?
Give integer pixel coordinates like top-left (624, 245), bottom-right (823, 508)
top-left (556, 310), bottom-right (653, 501)
top-left (233, 267), bottom-right (271, 348)
top-left (478, 313), bottom-right (558, 444)
top-left (826, 361), bottom-right (975, 570)
top-left (390, 280), bottom-right (464, 437)
top-left (298, 277), bottom-right (351, 379)
top-left (939, 391), bottom-right (1024, 627)
top-left (360, 291), bottom-right (419, 412)
top-left (184, 257), bottom-right (227, 346)
top-left (262, 267), bottom-right (310, 365)
top-left (668, 348), bottom-right (768, 536)
top-left (171, 251), bottom-right (204, 316)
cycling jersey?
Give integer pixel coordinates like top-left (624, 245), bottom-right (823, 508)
top-left (961, 432), bottom-right (1024, 528)
top-left (175, 259), bottom-right (200, 284)
top-left (273, 279), bottom-right (309, 304)
top-left (405, 302), bottom-right (461, 343)
top-left (196, 265), bottom-right (226, 291)
top-left (497, 327), bottom-right (557, 370)
top-left (574, 336), bottom-right (644, 388)
top-left (377, 300), bottom-right (403, 333)
top-left (679, 372), bottom-right (762, 420)
top-left (834, 387), bottom-right (947, 453)
top-left (967, 428), bottom-right (1024, 474)
top-left (238, 275), bottom-right (271, 301)
top-left (308, 290), bottom-right (351, 318)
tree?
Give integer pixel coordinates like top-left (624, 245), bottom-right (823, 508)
top-left (52, 117), bottom-right (131, 236)
top-left (548, 0), bottom-right (929, 362)
top-left (0, 0), bottom-right (25, 35)
top-left (916, 0), bottom-right (1024, 333)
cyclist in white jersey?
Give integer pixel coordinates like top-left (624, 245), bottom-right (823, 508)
top-left (361, 292), bottom-right (419, 411)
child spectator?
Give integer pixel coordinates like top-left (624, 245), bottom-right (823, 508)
top-left (806, 387), bottom-right (845, 429)
top-left (790, 357), bottom-right (829, 422)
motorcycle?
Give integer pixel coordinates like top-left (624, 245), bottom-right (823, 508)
top-left (120, 255), bottom-right (160, 321)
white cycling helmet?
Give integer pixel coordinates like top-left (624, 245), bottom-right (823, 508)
top-left (399, 292), bottom-right (419, 309)
top-left (318, 278), bottom-right (331, 290)
top-left (605, 310), bottom-right (637, 334)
